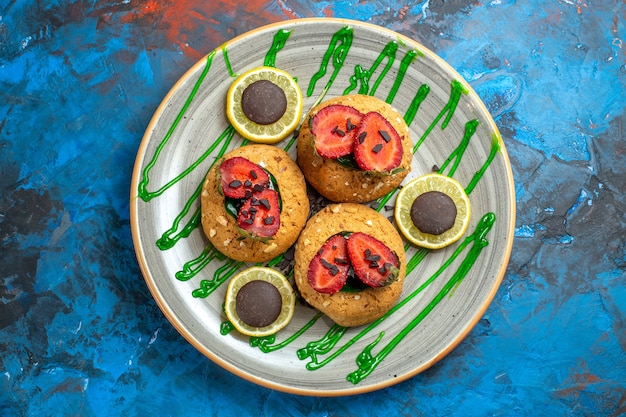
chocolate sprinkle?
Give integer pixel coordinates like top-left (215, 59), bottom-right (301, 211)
top-left (229, 180), bottom-right (242, 188)
top-left (347, 118), bottom-right (356, 132)
top-left (332, 125), bottom-right (346, 137)
top-left (259, 198), bottom-right (271, 210)
top-left (358, 131), bottom-right (367, 143)
top-left (379, 130), bottom-right (391, 142)
top-left (372, 143), bottom-right (383, 153)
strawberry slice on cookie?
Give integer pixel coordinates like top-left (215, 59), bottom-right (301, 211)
top-left (219, 156), bottom-right (270, 199)
top-left (353, 112), bottom-right (404, 172)
top-left (237, 188), bottom-right (280, 238)
top-left (307, 234), bottom-right (350, 294)
top-left (347, 232), bottom-right (400, 288)
top-left (311, 104), bottom-right (364, 158)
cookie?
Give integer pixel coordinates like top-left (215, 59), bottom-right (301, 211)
top-left (294, 203), bottom-right (406, 327)
top-left (297, 94), bottom-right (412, 203)
top-left (201, 144), bottom-right (309, 263)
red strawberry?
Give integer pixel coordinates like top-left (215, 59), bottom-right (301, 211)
top-left (347, 232), bottom-right (400, 288)
top-left (237, 188), bottom-right (280, 238)
top-left (219, 156), bottom-right (270, 199)
top-left (310, 104), bottom-right (364, 159)
top-left (353, 112), bottom-right (403, 172)
top-left (307, 234), bottom-right (350, 294)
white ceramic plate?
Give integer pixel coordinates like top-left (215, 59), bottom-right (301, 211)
top-left (130, 18), bottom-right (515, 396)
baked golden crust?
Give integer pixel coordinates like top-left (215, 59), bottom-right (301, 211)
top-left (201, 144), bottom-right (309, 263)
top-left (294, 203), bottom-right (406, 327)
top-left (297, 94), bottom-right (412, 203)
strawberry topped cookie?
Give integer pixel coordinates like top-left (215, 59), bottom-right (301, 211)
top-left (294, 203), bottom-right (406, 327)
top-left (201, 144), bottom-right (309, 263)
top-left (297, 94), bottom-right (412, 203)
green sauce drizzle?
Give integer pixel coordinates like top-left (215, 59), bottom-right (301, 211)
top-left (307, 26), bottom-right (354, 99)
top-left (413, 80), bottom-right (468, 153)
top-left (343, 41), bottom-right (398, 96)
top-left (387, 49), bottom-right (422, 104)
top-left (138, 49), bottom-right (217, 202)
top-left (264, 29), bottom-right (292, 67)
top-left (137, 25), bottom-right (506, 384)
top-left (156, 126), bottom-right (237, 250)
top-left (192, 258), bottom-right (244, 298)
top-left (296, 212), bottom-right (496, 383)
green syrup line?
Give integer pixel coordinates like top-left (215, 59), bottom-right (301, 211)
top-left (176, 244), bottom-right (227, 281)
top-left (386, 49), bottom-right (422, 104)
top-left (144, 28), bottom-right (502, 385)
top-left (155, 126), bottom-right (237, 250)
top-left (307, 26), bottom-right (353, 98)
top-left (222, 45), bottom-right (235, 77)
top-left (264, 29), bottom-right (292, 67)
top-left (437, 119), bottom-right (479, 178)
top-left (403, 83), bottom-right (431, 127)
top-left (465, 133), bottom-right (501, 195)
top-left (249, 312), bottom-right (325, 353)
top-left (343, 41), bottom-right (398, 96)
top-left (192, 258), bottom-right (244, 298)
top-left (413, 80), bottom-right (468, 154)
top-left (296, 212), bottom-right (495, 377)
top-left (138, 50), bottom-right (217, 202)
top-left (347, 212), bottom-right (496, 384)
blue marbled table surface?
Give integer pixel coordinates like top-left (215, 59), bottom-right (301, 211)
top-left (1, 1), bottom-right (625, 416)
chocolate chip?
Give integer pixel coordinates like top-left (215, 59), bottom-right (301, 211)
top-left (378, 130), bottom-right (391, 142)
top-left (372, 143), bottom-right (383, 153)
top-left (241, 80), bottom-right (288, 125)
top-left (346, 118), bottom-right (356, 132)
top-left (410, 191), bottom-right (457, 235)
top-left (259, 198), bottom-right (271, 210)
top-left (358, 131), bottom-right (367, 143)
top-left (332, 125), bottom-right (346, 137)
top-left (229, 180), bottom-right (242, 188)
top-left (235, 280), bottom-right (282, 327)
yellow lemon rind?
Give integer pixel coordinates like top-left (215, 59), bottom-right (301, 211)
top-left (394, 173), bottom-right (471, 250)
top-left (226, 66), bottom-right (303, 144)
top-left (224, 266), bottom-right (296, 337)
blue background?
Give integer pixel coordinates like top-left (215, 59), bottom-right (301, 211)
top-left (1, 1), bottom-right (625, 416)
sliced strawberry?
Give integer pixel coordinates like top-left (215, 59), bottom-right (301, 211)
top-left (307, 234), bottom-right (350, 294)
top-left (219, 156), bottom-right (270, 199)
top-left (353, 112), bottom-right (403, 172)
top-left (237, 188), bottom-right (280, 238)
top-left (310, 104), bottom-right (364, 159)
top-left (347, 232), bottom-right (400, 288)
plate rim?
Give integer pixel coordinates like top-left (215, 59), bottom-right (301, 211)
top-left (129, 17), bottom-right (516, 396)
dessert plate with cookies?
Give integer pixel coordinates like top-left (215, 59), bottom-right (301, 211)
top-left (130, 18), bottom-right (515, 396)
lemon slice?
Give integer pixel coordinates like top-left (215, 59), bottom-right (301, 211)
top-left (394, 173), bottom-right (471, 249)
top-left (224, 266), bottom-right (296, 337)
top-left (226, 66), bottom-right (303, 144)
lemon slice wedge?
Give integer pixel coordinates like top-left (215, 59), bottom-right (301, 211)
top-left (394, 173), bottom-right (471, 249)
top-left (224, 266), bottom-right (295, 337)
top-left (226, 66), bottom-right (303, 144)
